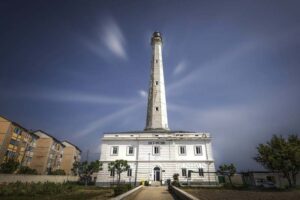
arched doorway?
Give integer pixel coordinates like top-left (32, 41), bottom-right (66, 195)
top-left (153, 166), bottom-right (161, 181)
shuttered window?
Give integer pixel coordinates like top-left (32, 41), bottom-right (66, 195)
top-left (127, 168), bottom-right (132, 177)
top-left (199, 168), bottom-right (204, 176)
top-left (182, 168), bottom-right (187, 176)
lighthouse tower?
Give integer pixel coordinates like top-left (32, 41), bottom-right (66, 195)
top-left (97, 32), bottom-right (217, 187)
top-left (145, 32), bottom-right (169, 131)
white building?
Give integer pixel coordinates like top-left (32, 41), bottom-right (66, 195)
top-left (97, 32), bottom-right (217, 186)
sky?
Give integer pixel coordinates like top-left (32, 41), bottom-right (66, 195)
top-left (1, 0), bottom-right (300, 170)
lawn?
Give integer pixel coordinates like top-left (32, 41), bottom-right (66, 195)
top-left (183, 187), bottom-right (300, 200)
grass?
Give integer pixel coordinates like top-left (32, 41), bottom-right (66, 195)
top-left (0, 182), bottom-right (113, 200)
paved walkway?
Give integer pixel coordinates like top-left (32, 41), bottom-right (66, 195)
top-left (126, 186), bottom-right (176, 200)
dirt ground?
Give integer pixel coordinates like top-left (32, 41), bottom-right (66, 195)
top-left (183, 188), bottom-right (300, 200)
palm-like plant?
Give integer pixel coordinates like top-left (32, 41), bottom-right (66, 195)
top-left (108, 160), bottom-right (130, 185)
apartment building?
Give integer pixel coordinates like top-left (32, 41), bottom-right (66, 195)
top-left (0, 116), bottom-right (38, 166)
top-left (30, 130), bottom-right (65, 174)
top-left (61, 141), bottom-right (81, 175)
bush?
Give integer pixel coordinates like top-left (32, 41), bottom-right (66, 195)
top-left (18, 166), bottom-right (38, 175)
top-left (50, 169), bottom-right (66, 175)
top-left (0, 159), bottom-right (19, 174)
top-left (171, 173), bottom-right (180, 187)
top-left (144, 181), bottom-right (149, 186)
top-left (113, 184), bottom-right (132, 196)
top-left (171, 180), bottom-right (180, 187)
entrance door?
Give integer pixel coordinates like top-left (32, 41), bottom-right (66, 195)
top-left (154, 167), bottom-right (160, 181)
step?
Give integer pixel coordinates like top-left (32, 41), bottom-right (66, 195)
top-left (151, 181), bottom-right (161, 186)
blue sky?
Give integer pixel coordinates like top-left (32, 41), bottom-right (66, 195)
top-left (1, 0), bottom-right (300, 170)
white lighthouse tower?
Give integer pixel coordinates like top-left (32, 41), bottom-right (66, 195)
top-left (145, 32), bottom-right (169, 131)
top-left (97, 32), bottom-right (217, 186)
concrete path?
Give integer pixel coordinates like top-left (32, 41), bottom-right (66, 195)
top-left (125, 186), bottom-right (176, 200)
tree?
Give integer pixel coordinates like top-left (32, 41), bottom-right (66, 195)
top-left (77, 160), bottom-right (103, 186)
top-left (108, 160), bottom-right (130, 185)
top-left (18, 166), bottom-right (37, 175)
top-left (254, 134), bottom-right (300, 187)
top-left (218, 163), bottom-right (236, 186)
top-left (0, 159), bottom-right (19, 174)
top-left (71, 161), bottom-right (80, 176)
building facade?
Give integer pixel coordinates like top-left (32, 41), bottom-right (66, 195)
top-left (0, 116), bottom-right (38, 167)
top-left (30, 130), bottom-right (65, 174)
top-left (61, 141), bottom-right (81, 175)
top-left (97, 32), bottom-right (217, 186)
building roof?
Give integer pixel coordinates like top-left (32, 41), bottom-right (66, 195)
top-left (0, 115), bottom-right (39, 138)
top-left (103, 130), bottom-right (202, 134)
top-left (62, 140), bottom-right (82, 152)
top-left (32, 130), bottom-right (65, 147)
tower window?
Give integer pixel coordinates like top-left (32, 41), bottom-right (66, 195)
top-left (155, 81), bottom-right (159, 85)
top-left (155, 107), bottom-right (159, 111)
top-left (110, 168), bottom-right (115, 177)
top-left (155, 59), bottom-right (158, 63)
top-left (153, 146), bottom-right (160, 155)
top-left (182, 168), bottom-right (187, 176)
top-left (195, 146), bottom-right (202, 155)
top-left (179, 146), bottom-right (186, 155)
top-left (199, 168), bottom-right (204, 176)
top-left (111, 146), bottom-right (118, 155)
top-left (127, 168), bottom-right (132, 177)
top-left (127, 146), bottom-right (134, 155)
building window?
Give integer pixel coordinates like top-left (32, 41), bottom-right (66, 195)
top-left (6, 150), bottom-right (17, 159)
top-left (188, 170), bottom-right (192, 178)
top-left (153, 146), bottom-right (160, 155)
top-left (14, 127), bottom-right (22, 134)
top-left (179, 146), bottom-right (186, 155)
top-left (111, 146), bottom-right (118, 155)
top-left (127, 168), bottom-right (132, 177)
top-left (155, 59), bottom-right (158, 63)
top-left (9, 139), bottom-right (19, 146)
top-left (110, 168), bottom-right (115, 177)
top-left (199, 168), bottom-right (204, 176)
top-left (155, 107), bottom-right (159, 111)
top-left (127, 146), bottom-right (134, 155)
top-left (182, 168), bottom-right (187, 176)
top-left (195, 146), bottom-right (202, 155)
top-left (155, 81), bottom-right (159, 85)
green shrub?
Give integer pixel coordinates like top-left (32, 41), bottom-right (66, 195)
top-left (144, 181), bottom-right (149, 186)
top-left (171, 180), bottom-right (180, 187)
top-left (113, 184), bottom-right (132, 196)
top-left (50, 169), bottom-right (66, 175)
top-left (0, 159), bottom-right (19, 174)
top-left (18, 166), bottom-right (38, 175)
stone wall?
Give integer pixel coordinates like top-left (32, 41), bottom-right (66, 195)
top-left (0, 174), bottom-right (79, 183)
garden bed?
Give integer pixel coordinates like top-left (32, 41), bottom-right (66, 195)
top-left (183, 187), bottom-right (300, 200)
top-left (0, 182), bottom-right (113, 200)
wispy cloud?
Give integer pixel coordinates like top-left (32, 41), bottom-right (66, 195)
top-left (3, 88), bottom-right (137, 105)
top-left (167, 40), bottom-right (258, 95)
top-left (73, 102), bottom-right (143, 138)
top-left (78, 17), bottom-right (128, 61)
top-left (138, 90), bottom-right (147, 98)
top-left (40, 91), bottom-right (136, 105)
top-left (173, 61), bottom-right (187, 76)
top-left (101, 18), bottom-right (127, 60)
